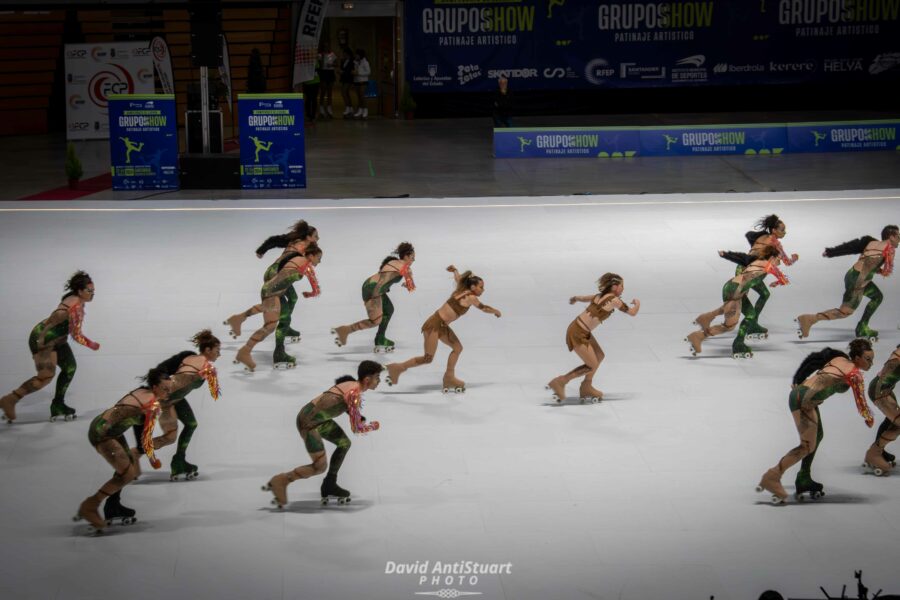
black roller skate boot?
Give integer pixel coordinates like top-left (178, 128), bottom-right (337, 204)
top-left (320, 475), bottom-right (352, 505)
top-left (50, 399), bottom-right (77, 422)
top-left (170, 453), bottom-right (199, 481)
top-left (104, 491), bottom-right (137, 525)
top-left (794, 471), bottom-right (825, 500)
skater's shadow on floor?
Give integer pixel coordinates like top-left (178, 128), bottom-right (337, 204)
top-left (4, 407), bottom-right (104, 426)
top-left (269, 498), bottom-right (373, 514)
top-left (543, 393), bottom-right (634, 407)
top-left (754, 493), bottom-right (872, 507)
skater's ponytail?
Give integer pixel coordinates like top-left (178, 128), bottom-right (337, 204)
top-left (191, 329), bottom-right (220, 352)
top-left (848, 338), bottom-right (873, 359)
top-left (335, 375), bottom-right (355, 384)
top-left (747, 215), bottom-right (783, 245)
top-left (757, 245), bottom-right (780, 261)
top-left (455, 270), bottom-right (482, 293)
top-left (62, 270), bottom-right (93, 300)
top-left (289, 219), bottom-right (311, 238)
top-left (596, 273), bottom-right (623, 296)
top-left (357, 360), bottom-right (383, 381)
top-left (793, 348), bottom-right (849, 385)
top-left (156, 351), bottom-right (196, 377)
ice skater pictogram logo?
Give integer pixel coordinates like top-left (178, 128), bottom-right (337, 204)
top-left (518, 137), bottom-right (532, 152)
top-left (811, 130), bottom-right (827, 147)
top-left (663, 134), bottom-right (679, 150)
top-left (547, 0), bottom-right (565, 18)
top-left (249, 136), bottom-right (274, 163)
top-left (119, 137), bottom-right (144, 164)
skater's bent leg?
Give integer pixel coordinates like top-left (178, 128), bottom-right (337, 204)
top-left (152, 405), bottom-right (178, 449)
top-left (318, 421), bottom-right (351, 478)
top-left (375, 295), bottom-right (394, 343)
top-left (796, 408), bottom-right (823, 481)
top-left (174, 400), bottom-right (198, 455)
top-left (398, 331), bottom-right (440, 370)
top-left (751, 280), bottom-right (770, 317)
top-left (774, 407), bottom-right (818, 474)
top-left (52, 343), bottom-right (77, 403)
top-left (95, 437), bottom-right (138, 496)
top-left (285, 428), bottom-right (328, 481)
top-left (858, 282), bottom-right (883, 328)
top-left (8, 349), bottom-right (57, 402)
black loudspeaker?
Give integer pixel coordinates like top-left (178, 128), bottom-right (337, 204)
top-left (185, 110), bottom-right (223, 153)
top-left (189, 0), bottom-right (222, 67)
top-left (187, 83), bottom-right (219, 111)
top-left (179, 154), bottom-right (240, 189)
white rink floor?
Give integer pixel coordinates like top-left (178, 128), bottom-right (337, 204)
top-left (1, 190), bottom-right (899, 600)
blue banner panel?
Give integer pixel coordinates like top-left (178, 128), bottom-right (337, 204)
top-left (405, 0), bottom-right (900, 92)
top-left (640, 124), bottom-right (787, 156)
top-left (238, 94), bottom-right (306, 189)
top-left (787, 120), bottom-right (900, 152)
top-left (494, 127), bottom-right (641, 158)
top-left (108, 94), bottom-right (179, 190)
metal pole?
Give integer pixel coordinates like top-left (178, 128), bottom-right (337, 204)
top-left (200, 65), bottom-right (210, 154)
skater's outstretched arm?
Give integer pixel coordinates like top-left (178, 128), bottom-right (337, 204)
top-left (447, 265), bottom-right (461, 283)
top-left (569, 294), bottom-right (596, 304)
top-left (67, 303), bottom-right (100, 350)
top-left (718, 250), bottom-right (754, 267)
top-left (344, 389), bottom-right (379, 433)
top-left (470, 298), bottom-right (501, 318)
top-left (823, 236), bottom-right (875, 258)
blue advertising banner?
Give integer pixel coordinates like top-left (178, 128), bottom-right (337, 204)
top-left (639, 124), bottom-right (787, 156)
top-left (405, 0), bottom-right (900, 92)
top-left (494, 127), bottom-right (641, 158)
top-left (238, 93), bottom-right (306, 189)
top-left (787, 120), bottom-right (900, 152)
top-left (108, 94), bottom-right (178, 190)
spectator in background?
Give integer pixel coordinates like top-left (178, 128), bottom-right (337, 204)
top-left (492, 76), bottom-right (513, 128)
top-left (302, 55), bottom-right (321, 124)
top-left (353, 48), bottom-right (371, 120)
top-left (318, 42), bottom-right (337, 119)
top-left (339, 47), bottom-right (355, 118)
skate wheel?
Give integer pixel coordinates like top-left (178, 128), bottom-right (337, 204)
top-left (755, 485), bottom-right (764, 493)
top-left (321, 497), bottom-right (329, 505)
top-left (125, 517), bottom-right (137, 525)
top-left (338, 497), bottom-right (349, 505)
top-left (170, 474), bottom-right (178, 482)
top-left (65, 414), bottom-right (76, 421)
top-left (73, 514), bottom-right (82, 522)
top-left (386, 377), bottom-right (394, 386)
top-left (770, 495), bottom-right (785, 505)
top-left (50, 416), bottom-right (57, 422)
top-left (287, 336), bottom-right (301, 344)
top-left (261, 483), bottom-right (272, 491)
top-left (874, 467), bottom-right (885, 477)
top-left (270, 498), bottom-right (283, 508)
top-left (455, 387), bottom-right (465, 393)
top-left (442, 387), bottom-right (449, 393)
top-left (186, 471), bottom-right (198, 480)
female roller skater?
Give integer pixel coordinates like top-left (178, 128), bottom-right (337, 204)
top-left (686, 246), bottom-right (789, 358)
top-left (331, 242), bottom-right (416, 353)
top-left (224, 220), bottom-right (319, 345)
top-left (132, 330), bottom-right (222, 480)
top-left (263, 360), bottom-right (383, 508)
top-left (796, 224), bottom-right (898, 341)
top-left (721, 214), bottom-right (799, 340)
top-left (75, 367), bottom-right (170, 532)
top-left (756, 339), bottom-right (875, 504)
top-left (234, 243), bottom-right (322, 371)
top-left (384, 266), bottom-right (502, 393)
top-left (0, 271), bottom-right (99, 423)
top-left (862, 344), bottom-right (900, 476)
top-left (546, 273), bottom-right (640, 403)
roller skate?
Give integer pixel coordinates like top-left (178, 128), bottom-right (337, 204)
top-left (442, 373), bottom-right (465, 394)
top-left (546, 377), bottom-right (566, 403)
top-left (283, 325), bottom-right (302, 344)
top-left (233, 346), bottom-right (256, 372)
top-left (745, 321), bottom-right (769, 341)
top-left (273, 347), bottom-right (296, 370)
top-left (883, 449), bottom-right (896, 467)
top-left (692, 311), bottom-right (715, 334)
top-left (685, 331), bottom-right (705, 356)
top-left (0, 393), bottom-right (17, 423)
top-left (331, 325), bottom-right (350, 347)
top-left (731, 339), bottom-right (754, 360)
top-left (262, 473), bottom-right (289, 508)
top-left (320, 475), bottom-right (351, 505)
top-left (103, 491), bottom-right (137, 526)
top-left (755, 468), bottom-right (788, 504)
top-left (795, 314), bottom-right (816, 339)
top-left (374, 336), bottom-right (395, 354)
top-left (49, 400), bottom-right (77, 422)
top-left (862, 445), bottom-right (892, 476)
top-left (794, 472), bottom-right (825, 500)
top-left (385, 363), bottom-right (404, 386)
top-left (579, 381), bottom-right (603, 404)
top-left (170, 453), bottom-right (199, 481)
top-left (223, 314), bottom-right (245, 339)
top-left (855, 322), bottom-right (879, 343)
top-left (74, 495), bottom-right (106, 532)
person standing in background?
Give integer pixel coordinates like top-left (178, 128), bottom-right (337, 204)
top-left (353, 48), bottom-right (371, 120)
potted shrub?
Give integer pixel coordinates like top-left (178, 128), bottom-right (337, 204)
top-left (65, 142), bottom-right (83, 189)
top-left (399, 86), bottom-right (417, 120)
